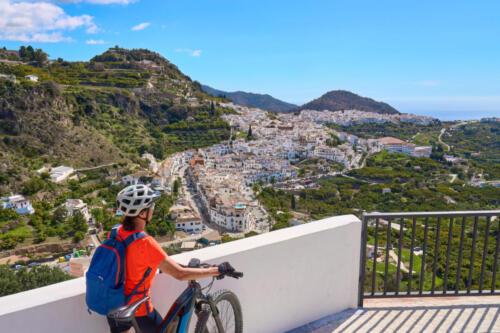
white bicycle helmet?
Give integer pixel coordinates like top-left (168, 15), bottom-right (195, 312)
top-left (116, 184), bottom-right (161, 217)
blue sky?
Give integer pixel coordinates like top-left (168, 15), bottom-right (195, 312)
top-left (1, 0), bottom-right (499, 117)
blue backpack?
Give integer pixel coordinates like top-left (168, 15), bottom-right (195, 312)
top-left (86, 225), bottom-right (152, 315)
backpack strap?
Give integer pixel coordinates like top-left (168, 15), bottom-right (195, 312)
top-left (122, 231), bottom-right (152, 312)
top-left (125, 267), bottom-right (152, 304)
top-left (123, 231), bottom-right (148, 248)
top-left (109, 225), bottom-right (124, 242)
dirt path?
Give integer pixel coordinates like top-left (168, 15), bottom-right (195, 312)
top-left (438, 128), bottom-right (450, 151)
top-left (388, 249), bottom-right (418, 274)
top-left (75, 163), bottom-right (115, 172)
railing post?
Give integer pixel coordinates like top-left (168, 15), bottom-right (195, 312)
top-left (383, 218), bottom-right (392, 295)
top-left (358, 214), bottom-right (368, 307)
top-left (443, 217), bottom-right (454, 294)
top-left (395, 217), bottom-right (404, 296)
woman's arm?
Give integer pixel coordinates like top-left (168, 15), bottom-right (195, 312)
top-left (158, 255), bottom-right (219, 281)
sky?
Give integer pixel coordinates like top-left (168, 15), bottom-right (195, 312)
top-left (1, 0), bottom-right (499, 118)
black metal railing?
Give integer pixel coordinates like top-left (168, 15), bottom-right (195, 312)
top-left (358, 210), bottom-right (500, 307)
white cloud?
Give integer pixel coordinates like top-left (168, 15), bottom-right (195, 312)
top-left (175, 48), bottom-right (202, 57)
top-left (0, 0), bottom-right (98, 42)
top-left (415, 80), bottom-right (440, 87)
top-left (131, 22), bottom-right (150, 31)
top-left (86, 39), bottom-right (106, 44)
top-left (85, 25), bottom-right (100, 34)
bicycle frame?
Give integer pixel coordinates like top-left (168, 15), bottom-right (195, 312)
top-left (156, 282), bottom-right (196, 333)
top-left (156, 280), bottom-right (224, 333)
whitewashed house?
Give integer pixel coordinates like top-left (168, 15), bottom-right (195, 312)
top-left (1, 195), bottom-right (35, 214)
top-left (50, 166), bottom-right (74, 183)
top-left (24, 75), bottom-right (38, 82)
top-left (65, 199), bottom-right (91, 221)
top-left (170, 204), bottom-right (203, 234)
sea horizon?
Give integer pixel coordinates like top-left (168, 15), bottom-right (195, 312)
top-left (400, 109), bottom-right (499, 121)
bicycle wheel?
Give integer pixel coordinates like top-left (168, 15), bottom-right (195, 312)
top-left (194, 289), bottom-right (243, 333)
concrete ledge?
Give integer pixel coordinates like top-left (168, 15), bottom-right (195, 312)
top-left (0, 214), bottom-right (361, 332)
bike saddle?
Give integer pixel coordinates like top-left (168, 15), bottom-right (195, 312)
top-left (107, 296), bottom-right (150, 322)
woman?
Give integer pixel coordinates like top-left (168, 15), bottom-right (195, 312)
top-left (108, 184), bottom-right (233, 333)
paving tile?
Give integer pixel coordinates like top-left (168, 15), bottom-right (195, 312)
top-left (291, 296), bottom-right (500, 333)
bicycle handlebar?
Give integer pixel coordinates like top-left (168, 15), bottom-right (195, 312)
top-left (178, 259), bottom-right (244, 279)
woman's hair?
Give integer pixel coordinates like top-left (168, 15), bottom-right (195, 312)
top-left (122, 215), bottom-right (137, 231)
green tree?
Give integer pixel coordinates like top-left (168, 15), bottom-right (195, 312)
top-left (22, 177), bottom-right (46, 195)
top-left (33, 48), bottom-right (48, 67)
top-left (19, 46), bottom-right (27, 59)
top-left (26, 46), bottom-right (34, 58)
top-left (0, 208), bottom-right (19, 222)
top-left (70, 211), bottom-right (88, 234)
top-left (173, 178), bottom-right (180, 195)
top-left (34, 230), bottom-right (47, 243)
top-left (73, 231), bottom-right (85, 242)
top-left (298, 168), bottom-right (306, 178)
top-left (0, 264), bottom-right (73, 297)
top-left (247, 125), bottom-right (253, 140)
top-left (326, 132), bottom-right (341, 147)
top-left (291, 194), bottom-right (296, 210)
top-left (52, 206), bottom-right (67, 224)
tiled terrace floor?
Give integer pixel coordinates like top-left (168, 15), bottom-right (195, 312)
top-left (291, 296), bottom-right (500, 333)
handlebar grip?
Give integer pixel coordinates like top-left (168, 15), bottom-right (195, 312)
top-left (229, 271), bottom-right (244, 279)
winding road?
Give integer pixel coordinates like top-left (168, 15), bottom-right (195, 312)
top-left (438, 128), bottom-right (450, 151)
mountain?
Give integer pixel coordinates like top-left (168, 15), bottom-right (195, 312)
top-left (298, 90), bottom-right (399, 114)
top-left (0, 46), bottom-right (230, 191)
top-left (202, 85), bottom-right (296, 112)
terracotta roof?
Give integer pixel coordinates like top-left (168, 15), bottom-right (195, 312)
top-left (378, 137), bottom-right (408, 145)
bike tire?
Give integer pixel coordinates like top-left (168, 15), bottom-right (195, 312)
top-left (194, 289), bottom-right (243, 333)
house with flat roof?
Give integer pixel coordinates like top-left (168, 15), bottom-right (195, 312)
top-left (50, 166), bottom-right (74, 183)
top-left (65, 199), bottom-right (90, 221)
top-left (1, 194), bottom-right (35, 214)
top-left (24, 75), bottom-right (38, 82)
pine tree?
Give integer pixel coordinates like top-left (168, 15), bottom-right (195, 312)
top-left (247, 125), bottom-right (253, 139)
top-left (210, 101), bottom-right (215, 115)
top-left (291, 195), bottom-right (296, 210)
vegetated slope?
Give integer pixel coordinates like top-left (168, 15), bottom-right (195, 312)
top-left (202, 85), bottom-right (297, 112)
top-left (0, 46), bottom-right (231, 191)
top-left (444, 122), bottom-right (500, 180)
top-left (298, 90), bottom-right (399, 114)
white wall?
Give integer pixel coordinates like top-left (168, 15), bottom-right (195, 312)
top-left (0, 214), bottom-right (361, 333)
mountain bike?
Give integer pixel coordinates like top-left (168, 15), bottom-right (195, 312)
top-left (107, 258), bottom-right (244, 333)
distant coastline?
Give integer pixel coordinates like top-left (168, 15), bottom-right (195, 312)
top-left (400, 110), bottom-right (500, 121)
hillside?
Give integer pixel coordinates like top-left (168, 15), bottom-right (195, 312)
top-left (202, 85), bottom-right (296, 112)
top-left (298, 90), bottom-right (399, 114)
top-left (0, 46), bottom-right (231, 192)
